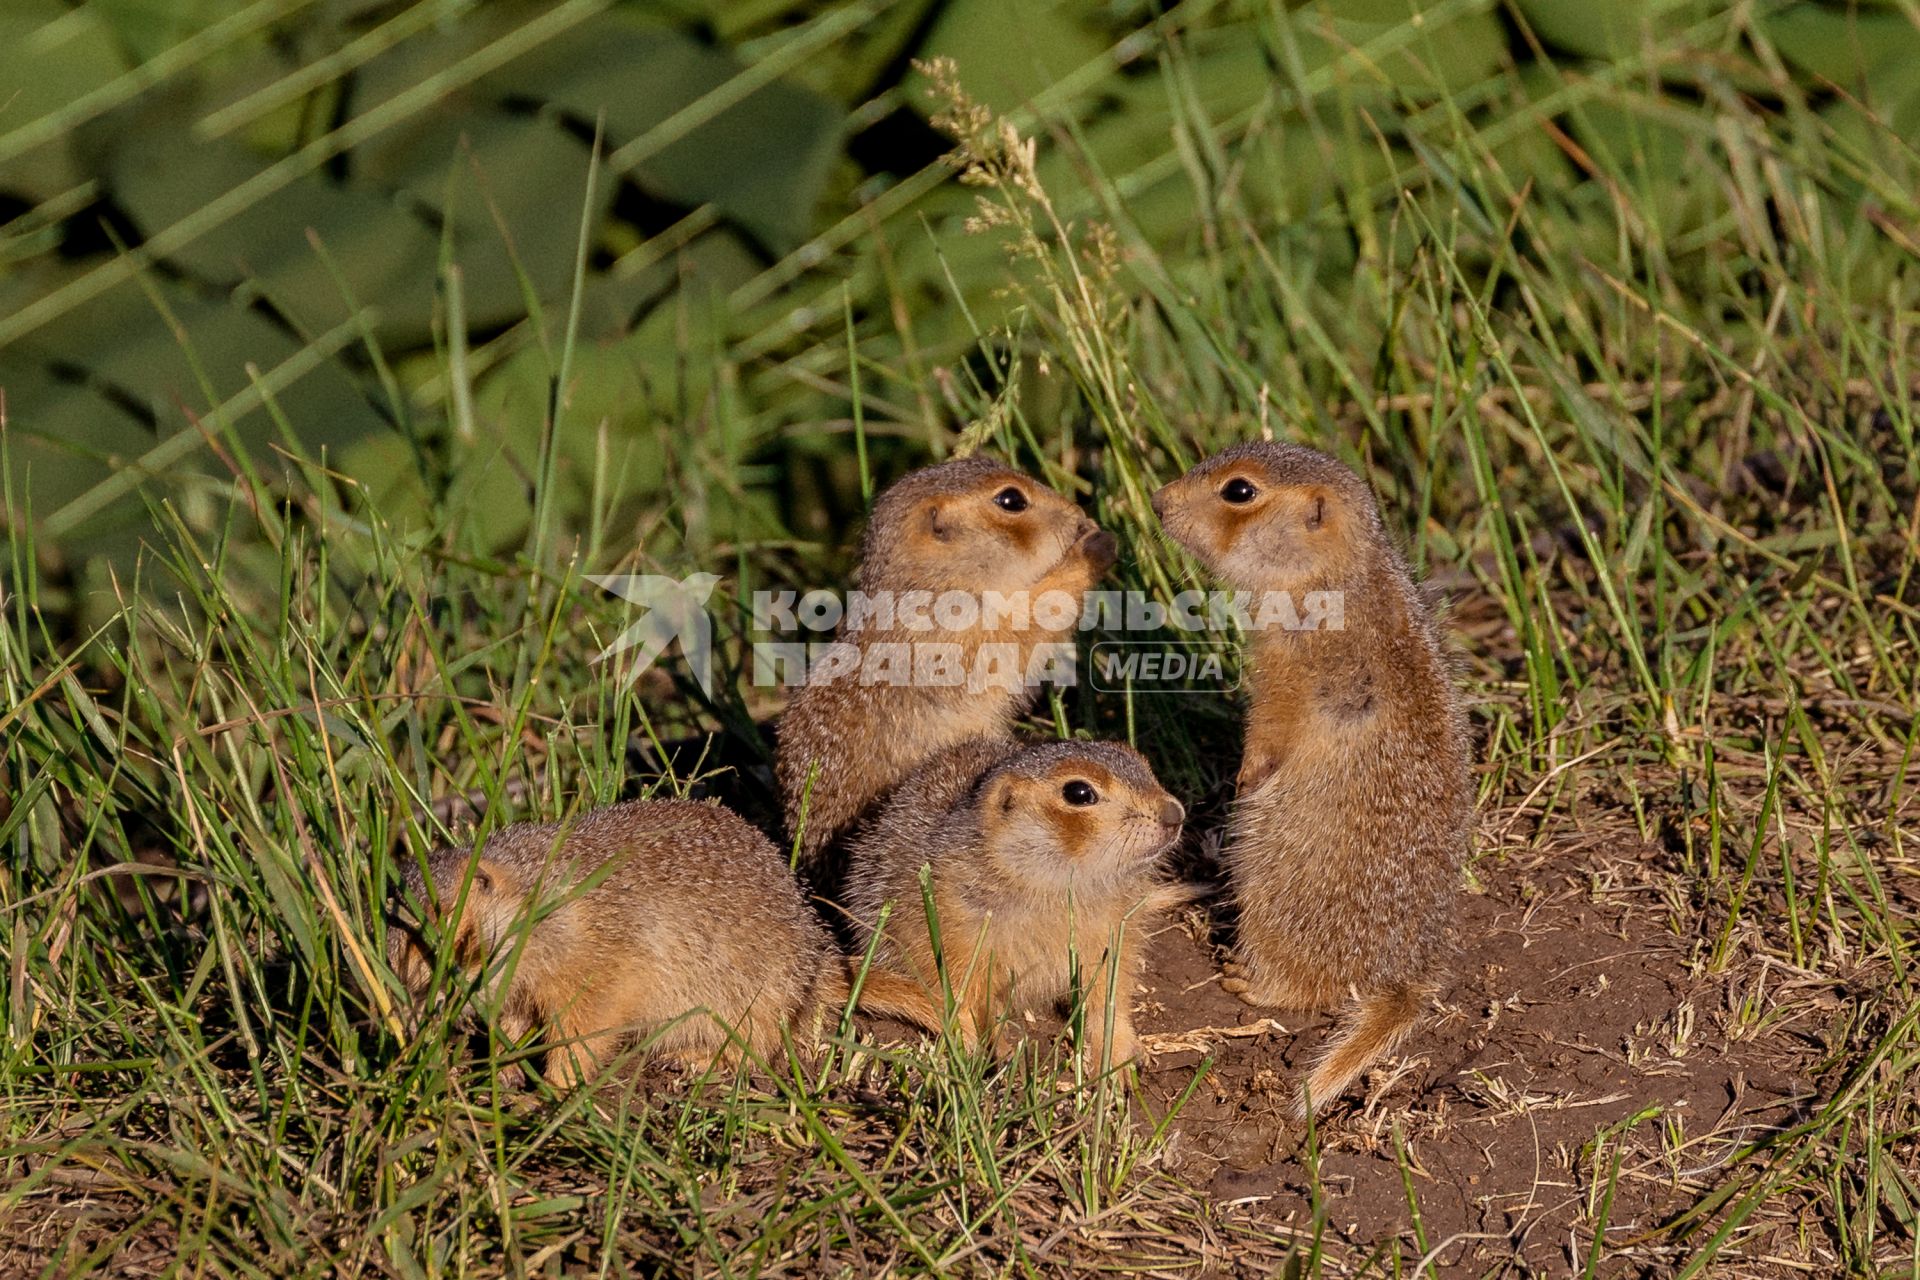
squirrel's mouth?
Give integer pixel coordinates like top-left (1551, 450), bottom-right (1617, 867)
top-left (1040, 520), bottom-right (1116, 580)
top-left (1151, 499), bottom-right (1189, 538)
top-left (1125, 813), bottom-right (1184, 858)
top-left (1044, 520), bottom-right (1093, 567)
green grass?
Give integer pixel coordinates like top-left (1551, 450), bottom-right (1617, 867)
top-left (4, 1), bottom-right (1920, 1274)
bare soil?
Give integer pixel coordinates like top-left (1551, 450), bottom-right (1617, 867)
top-left (1130, 826), bottom-right (1824, 1276)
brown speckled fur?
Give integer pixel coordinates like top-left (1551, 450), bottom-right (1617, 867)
top-left (776, 456), bottom-right (1116, 879)
top-left (842, 736), bottom-right (1191, 1069)
top-left (1153, 442), bottom-right (1472, 1115)
top-left (388, 799), bottom-right (942, 1087)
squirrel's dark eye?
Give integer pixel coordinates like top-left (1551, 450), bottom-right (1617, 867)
top-left (1062, 780), bottom-right (1099, 806)
top-left (994, 486), bottom-right (1029, 513)
top-left (1220, 477), bottom-right (1258, 504)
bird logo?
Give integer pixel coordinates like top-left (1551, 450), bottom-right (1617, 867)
top-left (587, 572), bottom-right (722, 695)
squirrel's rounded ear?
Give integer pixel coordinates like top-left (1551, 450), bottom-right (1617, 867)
top-left (977, 773), bottom-right (1017, 817)
top-left (471, 858), bottom-right (503, 896)
top-left (926, 502), bottom-right (952, 541)
top-left (1305, 491), bottom-right (1326, 531)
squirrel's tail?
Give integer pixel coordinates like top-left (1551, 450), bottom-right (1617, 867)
top-left (1297, 984), bottom-right (1428, 1117)
top-left (820, 959), bottom-right (948, 1038)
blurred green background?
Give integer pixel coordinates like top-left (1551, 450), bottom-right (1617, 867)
top-left (2, 0), bottom-right (1916, 614)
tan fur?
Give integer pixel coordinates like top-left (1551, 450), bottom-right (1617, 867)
top-left (842, 736), bottom-right (1191, 1070)
top-left (1153, 442), bottom-right (1472, 1115)
top-left (775, 457), bottom-right (1116, 878)
top-left (387, 799), bottom-right (943, 1088)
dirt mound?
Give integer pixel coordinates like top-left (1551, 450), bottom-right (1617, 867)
top-left (1133, 832), bottom-right (1820, 1274)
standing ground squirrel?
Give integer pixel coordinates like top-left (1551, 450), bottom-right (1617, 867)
top-left (1153, 441), bottom-right (1472, 1115)
top-left (776, 456), bottom-right (1117, 876)
top-left (387, 799), bottom-right (943, 1087)
top-left (842, 736), bottom-right (1190, 1069)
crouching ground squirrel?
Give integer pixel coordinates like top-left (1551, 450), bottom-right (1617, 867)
top-left (1153, 442), bottom-right (1472, 1115)
top-left (387, 799), bottom-right (944, 1087)
top-left (776, 456), bottom-right (1117, 876)
top-left (843, 737), bottom-right (1191, 1069)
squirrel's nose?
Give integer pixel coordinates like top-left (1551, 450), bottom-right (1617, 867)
top-left (1158, 796), bottom-right (1185, 828)
top-left (1149, 484), bottom-right (1170, 518)
top-left (1082, 528), bottom-right (1118, 572)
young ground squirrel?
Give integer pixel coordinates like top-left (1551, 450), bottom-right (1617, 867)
top-left (387, 798), bottom-right (943, 1087)
top-left (1153, 441), bottom-right (1472, 1115)
top-left (776, 456), bottom-right (1117, 876)
top-left (842, 736), bottom-right (1190, 1069)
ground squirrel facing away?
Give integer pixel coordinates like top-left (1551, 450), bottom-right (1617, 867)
top-left (387, 799), bottom-right (943, 1087)
top-left (1152, 442), bottom-right (1472, 1115)
top-left (842, 736), bottom-right (1190, 1069)
top-left (776, 456), bottom-right (1117, 878)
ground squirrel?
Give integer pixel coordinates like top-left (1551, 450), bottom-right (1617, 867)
top-left (842, 736), bottom-right (1190, 1069)
top-left (387, 798), bottom-right (943, 1087)
top-left (1152, 441), bottom-right (1472, 1115)
top-left (776, 456), bottom-right (1117, 876)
